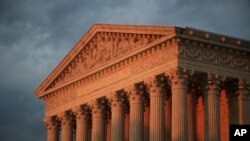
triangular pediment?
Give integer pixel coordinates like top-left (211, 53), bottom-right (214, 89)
top-left (35, 24), bottom-right (177, 97)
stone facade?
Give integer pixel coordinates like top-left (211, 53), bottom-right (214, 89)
top-left (35, 24), bottom-right (250, 141)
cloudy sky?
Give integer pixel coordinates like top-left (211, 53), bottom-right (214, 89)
top-left (0, 0), bottom-right (249, 140)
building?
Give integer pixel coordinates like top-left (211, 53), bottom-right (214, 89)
top-left (35, 24), bottom-right (250, 141)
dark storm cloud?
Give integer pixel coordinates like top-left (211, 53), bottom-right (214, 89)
top-left (0, 0), bottom-right (249, 140)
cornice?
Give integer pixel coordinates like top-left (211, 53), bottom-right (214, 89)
top-left (181, 27), bottom-right (250, 52)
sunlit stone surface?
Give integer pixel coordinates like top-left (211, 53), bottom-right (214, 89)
top-left (36, 24), bottom-right (250, 141)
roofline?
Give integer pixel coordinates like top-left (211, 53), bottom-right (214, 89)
top-left (34, 24), bottom-right (179, 97)
top-left (35, 23), bottom-right (250, 98)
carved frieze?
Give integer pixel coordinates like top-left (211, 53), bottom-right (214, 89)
top-left (45, 90), bottom-right (77, 110)
top-left (48, 33), bottom-right (163, 89)
top-left (179, 44), bottom-right (250, 70)
top-left (131, 46), bottom-right (177, 73)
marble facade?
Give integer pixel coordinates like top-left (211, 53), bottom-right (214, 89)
top-left (35, 24), bottom-right (250, 141)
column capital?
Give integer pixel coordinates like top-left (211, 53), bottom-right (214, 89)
top-left (43, 117), bottom-right (58, 131)
top-left (57, 112), bottom-right (73, 126)
top-left (166, 67), bottom-right (190, 87)
top-left (205, 73), bottom-right (224, 95)
top-left (124, 85), bottom-right (142, 103)
top-left (238, 79), bottom-right (250, 99)
top-left (72, 105), bottom-right (89, 120)
top-left (90, 99), bottom-right (105, 117)
top-left (107, 92), bottom-right (124, 109)
top-left (207, 73), bottom-right (225, 84)
top-left (145, 76), bottom-right (163, 96)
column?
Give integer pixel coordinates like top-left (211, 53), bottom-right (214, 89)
top-left (88, 118), bottom-right (92, 141)
top-left (165, 95), bottom-right (171, 141)
top-left (91, 100), bottom-right (105, 141)
top-left (168, 68), bottom-right (189, 141)
top-left (126, 86), bottom-right (144, 141)
top-left (146, 77), bottom-right (165, 141)
top-left (44, 117), bottom-right (58, 141)
top-left (108, 92), bottom-right (124, 141)
top-left (144, 100), bottom-right (150, 141)
top-left (204, 73), bottom-right (221, 141)
top-left (59, 112), bottom-right (73, 141)
top-left (196, 96), bottom-right (205, 141)
top-left (73, 106), bottom-right (89, 141)
top-left (238, 79), bottom-right (250, 124)
top-left (225, 82), bottom-right (239, 125)
top-left (105, 110), bottom-right (111, 141)
top-left (187, 88), bottom-right (196, 141)
top-left (124, 105), bottom-right (130, 141)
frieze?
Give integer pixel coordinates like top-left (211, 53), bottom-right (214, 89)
top-left (45, 90), bottom-right (77, 110)
top-left (47, 33), bottom-right (163, 90)
top-left (131, 46), bottom-right (177, 73)
top-left (179, 45), bottom-right (249, 70)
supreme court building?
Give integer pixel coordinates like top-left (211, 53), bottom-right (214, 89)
top-left (35, 24), bottom-right (250, 141)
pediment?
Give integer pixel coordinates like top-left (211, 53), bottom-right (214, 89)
top-left (35, 24), bottom-right (177, 97)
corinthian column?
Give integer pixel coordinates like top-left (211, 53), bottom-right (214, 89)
top-left (124, 103), bottom-right (130, 141)
top-left (44, 117), bottom-right (58, 141)
top-left (59, 112), bottom-right (73, 141)
top-left (73, 105), bottom-right (89, 141)
top-left (225, 81), bottom-right (239, 125)
top-left (108, 92), bottom-right (124, 141)
top-left (167, 68), bottom-right (189, 141)
top-left (187, 85), bottom-right (196, 141)
top-left (105, 110), bottom-right (111, 141)
top-left (144, 100), bottom-right (150, 141)
top-left (90, 99), bottom-right (105, 141)
top-left (204, 73), bottom-right (222, 141)
top-left (126, 85), bottom-right (144, 141)
top-left (146, 77), bottom-right (165, 141)
top-left (165, 95), bottom-right (172, 141)
top-left (238, 79), bottom-right (250, 124)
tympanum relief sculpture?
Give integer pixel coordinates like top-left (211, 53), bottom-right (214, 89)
top-left (48, 33), bottom-right (162, 89)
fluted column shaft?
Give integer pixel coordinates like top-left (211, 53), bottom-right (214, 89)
top-left (238, 79), bottom-right (250, 124)
top-left (109, 94), bottom-right (124, 141)
top-left (165, 96), bottom-right (171, 141)
top-left (60, 113), bottom-right (73, 141)
top-left (187, 91), bottom-right (196, 141)
top-left (147, 77), bottom-right (165, 141)
top-left (91, 101), bottom-right (105, 141)
top-left (128, 87), bottom-right (144, 141)
top-left (74, 106), bottom-right (89, 141)
top-left (228, 95), bottom-right (239, 124)
top-left (106, 119), bottom-right (111, 141)
top-left (169, 69), bottom-right (189, 141)
top-left (204, 74), bottom-right (221, 141)
top-left (88, 121), bottom-right (92, 141)
top-left (144, 105), bottom-right (150, 141)
top-left (124, 110), bottom-right (130, 141)
top-left (44, 118), bottom-right (58, 141)
top-left (226, 84), bottom-right (239, 125)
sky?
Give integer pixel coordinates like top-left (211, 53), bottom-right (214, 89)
top-left (0, 0), bottom-right (249, 140)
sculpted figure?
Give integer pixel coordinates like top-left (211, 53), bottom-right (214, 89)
top-left (119, 38), bottom-right (129, 55)
top-left (104, 36), bottom-right (113, 61)
top-left (85, 50), bottom-right (92, 69)
top-left (91, 44), bottom-right (99, 65)
top-left (98, 36), bottom-right (106, 64)
top-left (113, 38), bottom-right (120, 57)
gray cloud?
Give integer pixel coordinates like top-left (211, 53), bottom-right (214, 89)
top-left (0, 0), bottom-right (249, 140)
